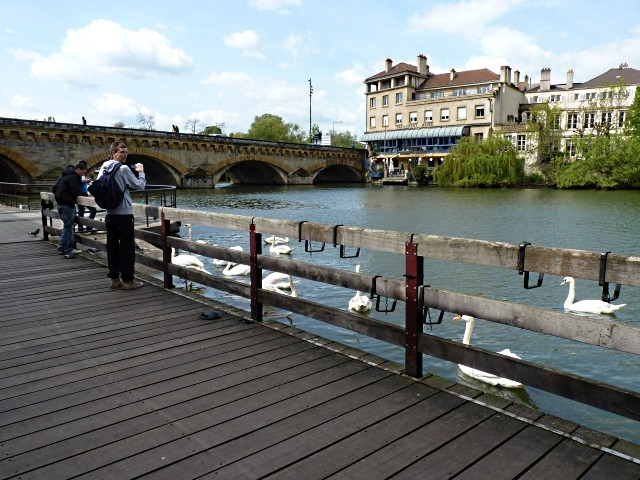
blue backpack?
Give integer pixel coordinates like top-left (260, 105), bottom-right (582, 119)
top-left (88, 163), bottom-right (125, 209)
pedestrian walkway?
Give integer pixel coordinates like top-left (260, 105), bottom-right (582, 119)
top-left (0, 206), bottom-right (639, 479)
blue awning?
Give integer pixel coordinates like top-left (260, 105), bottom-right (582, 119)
top-left (360, 125), bottom-right (469, 142)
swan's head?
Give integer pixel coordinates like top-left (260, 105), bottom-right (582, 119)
top-left (561, 276), bottom-right (574, 286)
top-left (453, 314), bottom-right (474, 323)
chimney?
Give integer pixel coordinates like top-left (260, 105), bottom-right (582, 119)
top-left (566, 69), bottom-right (574, 89)
top-left (450, 68), bottom-right (456, 82)
top-left (513, 70), bottom-right (520, 88)
top-left (417, 54), bottom-right (428, 75)
top-left (540, 68), bottom-right (551, 91)
top-left (385, 58), bottom-right (393, 72)
top-left (524, 74), bottom-right (529, 91)
top-left (500, 66), bottom-right (507, 83)
top-left (506, 66), bottom-right (512, 85)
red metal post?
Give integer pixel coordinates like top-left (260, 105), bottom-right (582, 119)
top-left (250, 223), bottom-right (263, 322)
top-left (161, 211), bottom-right (174, 289)
top-left (405, 242), bottom-right (423, 377)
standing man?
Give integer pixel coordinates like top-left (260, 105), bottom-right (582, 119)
top-left (55, 162), bottom-right (87, 256)
top-left (103, 141), bottom-right (146, 289)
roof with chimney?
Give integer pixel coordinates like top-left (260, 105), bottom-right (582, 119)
top-left (581, 65), bottom-right (640, 88)
top-left (418, 69), bottom-right (499, 89)
top-left (365, 62), bottom-right (420, 82)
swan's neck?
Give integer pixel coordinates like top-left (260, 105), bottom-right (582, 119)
top-left (462, 318), bottom-right (474, 346)
top-left (288, 275), bottom-right (297, 297)
top-left (564, 281), bottom-right (576, 307)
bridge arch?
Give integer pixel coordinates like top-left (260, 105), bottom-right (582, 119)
top-left (0, 146), bottom-right (40, 182)
top-left (85, 147), bottom-right (190, 186)
top-left (208, 156), bottom-right (292, 184)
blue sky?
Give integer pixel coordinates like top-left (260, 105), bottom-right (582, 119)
top-left (2, 0), bottom-right (640, 138)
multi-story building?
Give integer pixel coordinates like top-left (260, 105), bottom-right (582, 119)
top-left (363, 56), bottom-right (640, 175)
top-left (362, 55), bottom-right (528, 172)
top-left (501, 64), bottom-right (640, 165)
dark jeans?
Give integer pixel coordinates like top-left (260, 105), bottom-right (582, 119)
top-left (77, 205), bottom-right (97, 231)
top-left (57, 204), bottom-right (76, 253)
top-left (106, 214), bottom-right (136, 282)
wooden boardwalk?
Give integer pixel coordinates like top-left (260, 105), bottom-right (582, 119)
top-left (1, 208), bottom-right (639, 479)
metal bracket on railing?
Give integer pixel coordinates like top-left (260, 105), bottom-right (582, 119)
top-left (418, 285), bottom-right (445, 328)
top-left (333, 224), bottom-right (360, 258)
top-left (298, 220), bottom-right (325, 253)
top-left (599, 251), bottom-right (621, 302)
top-left (370, 275), bottom-right (397, 313)
top-left (517, 241), bottom-right (544, 289)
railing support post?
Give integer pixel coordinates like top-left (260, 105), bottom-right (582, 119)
top-left (405, 242), bottom-right (423, 377)
top-left (250, 223), bottom-right (263, 322)
top-left (161, 211), bottom-right (174, 289)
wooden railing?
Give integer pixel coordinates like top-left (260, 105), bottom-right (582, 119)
top-left (39, 192), bottom-right (640, 425)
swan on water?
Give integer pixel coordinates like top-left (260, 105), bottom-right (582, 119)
top-left (212, 246), bottom-right (243, 267)
top-left (262, 272), bottom-right (296, 290)
top-left (171, 247), bottom-right (207, 272)
top-left (265, 235), bottom-right (289, 245)
top-left (348, 265), bottom-right (372, 313)
top-left (222, 261), bottom-right (251, 276)
top-left (560, 276), bottom-right (626, 314)
top-left (452, 314), bottom-right (524, 389)
top-left (263, 274), bottom-right (297, 297)
top-left (269, 243), bottom-right (293, 255)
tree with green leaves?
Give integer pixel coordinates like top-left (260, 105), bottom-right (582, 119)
top-left (247, 114), bottom-right (306, 143)
top-left (200, 123), bottom-right (226, 135)
top-left (626, 84), bottom-right (640, 137)
top-left (434, 135), bottom-right (524, 187)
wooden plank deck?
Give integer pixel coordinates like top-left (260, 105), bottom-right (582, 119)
top-left (0, 208), bottom-right (639, 479)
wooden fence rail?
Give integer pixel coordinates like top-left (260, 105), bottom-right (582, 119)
top-left (39, 193), bottom-right (640, 423)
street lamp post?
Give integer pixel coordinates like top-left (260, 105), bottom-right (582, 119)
top-left (332, 121), bottom-right (342, 145)
top-left (309, 79), bottom-right (313, 143)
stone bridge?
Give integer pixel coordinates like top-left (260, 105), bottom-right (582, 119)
top-left (0, 118), bottom-right (366, 186)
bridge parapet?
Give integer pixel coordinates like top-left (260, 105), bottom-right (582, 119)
top-left (0, 117), bottom-right (365, 185)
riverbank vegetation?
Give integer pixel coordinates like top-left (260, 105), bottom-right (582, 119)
top-left (433, 136), bottom-right (525, 187)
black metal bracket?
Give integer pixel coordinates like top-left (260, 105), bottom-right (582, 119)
top-left (333, 224), bottom-right (360, 258)
top-left (298, 220), bottom-right (325, 253)
top-left (370, 275), bottom-right (397, 313)
top-left (418, 285), bottom-right (445, 328)
top-left (517, 241), bottom-right (544, 289)
top-left (599, 251), bottom-right (621, 302)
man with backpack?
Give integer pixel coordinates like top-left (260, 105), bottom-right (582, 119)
top-left (102, 141), bottom-right (146, 289)
top-left (53, 162), bottom-right (88, 256)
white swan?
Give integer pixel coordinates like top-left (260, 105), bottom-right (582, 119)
top-left (453, 314), bottom-right (524, 389)
top-left (222, 261), bottom-right (251, 276)
top-left (265, 235), bottom-right (289, 245)
top-left (348, 265), bottom-right (372, 313)
top-left (560, 276), bottom-right (626, 314)
top-left (212, 246), bottom-right (243, 267)
top-left (269, 243), bottom-right (293, 255)
top-left (263, 274), bottom-right (297, 297)
top-left (171, 247), bottom-right (207, 272)
top-left (262, 272), bottom-right (296, 290)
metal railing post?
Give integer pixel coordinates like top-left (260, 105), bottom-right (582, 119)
top-left (405, 242), bottom-right (423, 377)
top-left (250, 223), bottom-right (263, 322)
top-left (161, 211), bottom-right (174, 289)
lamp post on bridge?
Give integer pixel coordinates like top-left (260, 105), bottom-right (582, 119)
top-left (309, 79), bottom-right (313, 143)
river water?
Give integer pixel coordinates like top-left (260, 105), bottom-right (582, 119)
top-left (174, 184), bottom-right (640, 443)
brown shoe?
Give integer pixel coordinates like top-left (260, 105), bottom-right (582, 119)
top-left (110, 279), bottom-right (123, 289)
top-left (122, 280), bottom-right (144, 290)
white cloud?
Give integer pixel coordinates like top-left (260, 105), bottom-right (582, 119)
top-left (282, 32), bottom-right (315, 58)
top-left (202, 70), bottom-right (252, 86)
top-left (11, 19), bottom-right (193, 87)
top-left (335, 66), bottom-right (366, 86)
top-left (223, 30), bottom-right (265, 60)
top-left (407, 0), bottom-right (524, 37)
top-left (248, 0), bottom-right (301, 13)
top-left (4, 27), bottom-right (16, 34)
top-left (92, 93), bottom-right (141, 118)
top-left (10, 94), bottom-right (34, 108)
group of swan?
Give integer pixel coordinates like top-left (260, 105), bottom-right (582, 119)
top-left (348, 264), bottom-right (372, 313)
top-left (560, 276), bottom-right (625, 314)
top-left (213, 246), bottom-right (244, 267)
